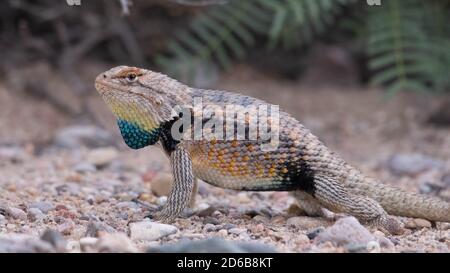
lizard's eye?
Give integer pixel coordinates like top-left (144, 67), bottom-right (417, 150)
top-left (126, 72), bottom-right (138, 82)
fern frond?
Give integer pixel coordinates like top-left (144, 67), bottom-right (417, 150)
top-left (367, 0), bottom-right (450, 94)
top-left (156, 0), bottom-right (357, 81)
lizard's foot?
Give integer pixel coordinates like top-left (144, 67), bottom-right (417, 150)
top-left (366, 215), bottom-right (405, 235)
top-left (150, 210), bottom-right (176, 224)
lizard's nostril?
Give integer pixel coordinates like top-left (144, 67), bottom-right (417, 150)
top-left (103, 74), bottom-right (107, 79)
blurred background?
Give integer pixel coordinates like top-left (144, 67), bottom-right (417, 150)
top-left (0, 0), bottom-right (449, 253)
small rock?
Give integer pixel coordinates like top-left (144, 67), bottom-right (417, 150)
top-left (86, 147), bottom-right (119, 167)
top-left (116, 191), bottom-right (139, 202)
top-left (41, 229), bottom-right (67, 251)
top-left (5, 207), bottom-right (27, 221)
top-left (28, 208), bottom-right (45, 222)
top-left (314, 217), bottom-right (380, 247)
top-left (252, 215), bottom-right (269, 224)
top-left (287, 203), bottom-right (305, 216)
top-left (79, 237), bottom-right (98, 252)
top-left (203, 224), bottom-right (217, 232)
top-left (287, 216), bottom-right (329, 230)
top-left (57, 220), bottom-right (75, 235)
top-left (150, 173), bottom-right (173, 197)
top-left (66, 240), bottom-right (81, 253)
top-left (366, 241), bottom-right (381, 253)
top-left (0, 233), bottom-right (54, 253)
top-left (54, 125), bottom-right (115, 149)
top-left (0, 146), bottom-right (27, 163)
top-left (236, 192), bottom-right (251, 204)
top-left (228, 228), bottom-right (246, 235)
top-left (129, 220), bottom-right (178, 241)
top-left (95, 233), bottom-right (138, 253)
top-left (116, 201), bottom-right (139, 210)
top-left (387, 153), bottom-right (443, 176)
top-left (29, 202), bottom-right (55, 214)
top-left (85, 220), bottom-right (117, 237)
top-left (307, 227), bottom-right (325, 240)
top-left (203, 217), bottom-right (220, 225)
top-left (157, 196), bottom-right (167, 206)
top-left (405, 218), bottom-right (432, 229)
top-left (442, 173), bottom-right (450, 186)
top-left (221, 223), bottom-right (236, 230)
top-left (196, 203), bottom-right (216, 217)
top-left (251, 223), bottom-right (265, 233)
top-left (217, 229), bottom-right (228, 237)
top-left (73, 162), bottom-right (97, 173)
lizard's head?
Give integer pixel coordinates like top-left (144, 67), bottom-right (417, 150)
top-left (95, 66), bottom-right (188, 149)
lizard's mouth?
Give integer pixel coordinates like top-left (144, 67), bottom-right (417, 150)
top-left (94, 77), bottom-right (126, 96)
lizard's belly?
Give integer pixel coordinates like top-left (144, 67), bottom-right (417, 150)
top-left (186, 140), bottom-right (303, 191)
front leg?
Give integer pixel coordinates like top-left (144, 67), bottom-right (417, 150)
top-left (153, 147), bottom-right (194, 223)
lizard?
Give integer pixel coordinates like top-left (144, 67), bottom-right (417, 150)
top-left (94, 65), bottom-right (450, 235)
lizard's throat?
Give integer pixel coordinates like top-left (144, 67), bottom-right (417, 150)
top-left (101, 94), bottom-right (162, 149)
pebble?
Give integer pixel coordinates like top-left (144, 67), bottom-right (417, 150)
top-left (129, 220), bottom-right (178, 241)
top-left (66, 240), bottom-right (81, 253)
top-left (196, 203), bottom-right (216, 217)
top-left (307, 227), bottom-right (325, 240)
top-left (95, 233), bottom-right (138, 253)
top-left (157, 196), bottom-right (167, 206)
top-left (54, 125), bottom-right (115, 149)
top-left (203, 217), bottom-right (220, 225)
top-left (5, 207), bottom-right (27, 220)
top-left (116, 201), bottom-right (139, 210)
top-left (150, 173), bottom-right (173, 197)
top-left (366, 241), bottom-right (381, 253)
top-left (221, 223), bottom-right (236, 230)
top-left (236, 192), bottom-right (251, 204)
top-left (252, 215), bottom-right (269, 224)
top-left (57, 219), bottom-right (75, 235)
top-left (79, 237), bottom-right (98, 252)
top-left (314, 217), bottom-right (381, 247)
top-left (203, 224), bottom-right (217, 232)
top-left (86, 147), bottom-right (118, 167)
top-left (0, 146), bottom-right (27, 163)
top-left (41, 229), bottom-right (67, 251)
top-left (73, 162), bottom-right (97, 173)
top-left (387, 153), bottom-right (443, 176)
top-left (28, 208), bottom-right (45, 222)
top-left (286, 216), bottom-right (328, 230)
top-left (217, 229), bottom-right (228, 237)
top-left (85, 220), bottom-right (117, 237)
top-left (0, 233), bottom-right (54, 253)
top-left (228, 228), bottom-right (247, 235)
top-left (405, 218), bottom-right (432, 229)
top-left (287, 203), bottom-right (305, 216)
top-left (29, 202), bottom-right (55, 214)
top-left (251, 223), bottom-right (265, 233)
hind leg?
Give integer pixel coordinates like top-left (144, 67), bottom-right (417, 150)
top-left (292, 191), bottom-right (326, 217)
top-left (189, 177), bottom-right (199, 209)
top-left (313, 175), bottom-right (404, 235)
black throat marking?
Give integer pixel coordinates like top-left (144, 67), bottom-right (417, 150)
top-left (159, 117), bottom-right (181, 155)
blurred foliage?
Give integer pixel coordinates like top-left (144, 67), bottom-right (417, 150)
top-left (157, 0), bottom-right (450, 94)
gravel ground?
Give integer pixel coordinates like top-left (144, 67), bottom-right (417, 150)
top-left (0, 66), bottom-right (449, 253)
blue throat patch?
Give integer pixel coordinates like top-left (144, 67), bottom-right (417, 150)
top-left (117, 119), bottom-right (161, 149)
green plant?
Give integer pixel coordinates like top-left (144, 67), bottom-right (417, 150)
top-left (156, 0), bottom-right (450, 94)
top-left (367, 0), bottom-right (450, 95)
top-left (155, 0), bottom-right (356, 78)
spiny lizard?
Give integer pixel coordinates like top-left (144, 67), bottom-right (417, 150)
top-left (95, 66), bottom-right (450, 234)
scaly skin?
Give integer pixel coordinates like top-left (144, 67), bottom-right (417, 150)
top-left (95, 66), bottom-right (450, 234)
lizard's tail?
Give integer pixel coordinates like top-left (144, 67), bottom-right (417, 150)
top-left (349, 176), bottom-right (450, 222)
